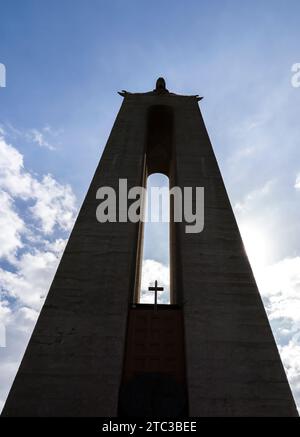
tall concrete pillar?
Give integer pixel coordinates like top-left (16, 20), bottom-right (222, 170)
top-left (2, 78), bottom-right (298, 417)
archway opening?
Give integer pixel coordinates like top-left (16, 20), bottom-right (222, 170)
top-left (139, 173), bottom-right (170, 304)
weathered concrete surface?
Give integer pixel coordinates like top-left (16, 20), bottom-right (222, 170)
top-left (2, 97), bottom-right (148, 416)
top-left (2, 84), bottom-right (298, 417)
top-left (173, 101), bottom-right (298, 416)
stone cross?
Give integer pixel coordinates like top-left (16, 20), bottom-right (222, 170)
top-left (148, 280), bottom-right (164, 311)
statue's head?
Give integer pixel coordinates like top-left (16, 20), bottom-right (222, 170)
top-left (155, 77), bottom-right (166, 91)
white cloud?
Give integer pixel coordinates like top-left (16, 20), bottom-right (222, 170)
top-left (0, 133), bottom-right (77, 236)
top-left (0, 135), bottom-right (32, 199)
top-left (249, 256), bottom-right (300, 410)
top-left (0, 130), bottom-right (77, 412)
top-left (45, 238), bottom-right (67, 255)
top-left (0, 300), bottom-right (11, 347)
top-left (295, 174), bottom-right (300, 190)
top-left (1, 123), bottom-right (62, 152)
top-left (0, 191), bottom-right (24, 260)
top-left (279, 338), bottom-right (300, 412)
top-left (29, 175), bottom-right (76, 234)
top-left (0, 305), bottom-right (39, 411)
top-left (234, 179), bottom-right (275, 215)
top-left (0, 246), bottom-right (64, 309)
top-left (256, 257), bottom-right (300, 322)
top-left (140, 259), bottom-right (170, 304)
top-left (27, 128), bottom-right (56, 151)
top-left (236, 179), bottom-right (300, 409)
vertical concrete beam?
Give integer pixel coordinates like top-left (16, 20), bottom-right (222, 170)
top-left (173, 100), bottom-right (298, 416)
top-left (2, 85), bottom-right (298, 417)
top-left (2, 97), bottom-right (147, 417)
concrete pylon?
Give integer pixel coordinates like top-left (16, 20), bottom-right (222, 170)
top-left (2, 79), bottom-right (298, 417)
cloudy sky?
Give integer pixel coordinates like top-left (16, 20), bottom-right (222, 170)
top-left (1, 0), bottom-right (300, 412)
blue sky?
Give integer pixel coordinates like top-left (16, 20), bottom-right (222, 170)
top-left (1, 0), bottom-right (299, 197)
top-left (1, 0), bottom-right (300, 412)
